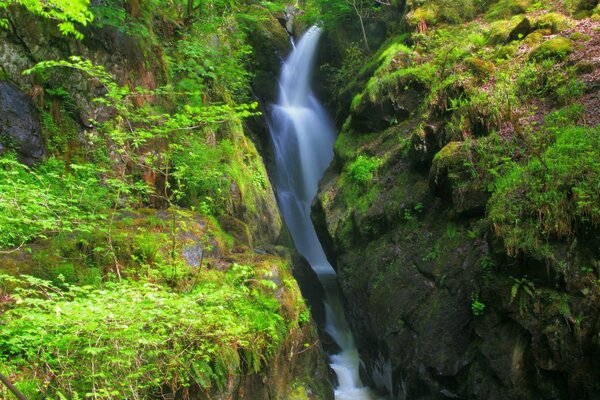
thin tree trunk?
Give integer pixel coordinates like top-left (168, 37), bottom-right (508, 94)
top-left (349, 0), bottom-right (371, 53)
top-left (0, 372), bottom-right (28, 400)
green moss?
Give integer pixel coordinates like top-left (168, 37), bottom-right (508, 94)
top-left (485, 0), bottom-right (530, 21)
top-left (407, 6), bottom-right (438, 26)
top-left (570, 31), bottom-right (591, 41)
top-left (432, 141), bottom-right (465, 172)
top-left (465, 57), bottom-right (495, 76)
top-left (533, 12), bottom-right (575, 33)
top-left (523, 30), bottom-right (547, 47)
top-left (495, 44), bottom-right (518, 59)
top-left (488, 124), bottom-right (600, 260)
top-left (529, 37), bottom-right (573, 60)
top-left (487, 16), bottom-right (524, 44)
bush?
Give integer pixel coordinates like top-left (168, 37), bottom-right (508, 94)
top-left (0, 266), bottom-right (291, 398)
top-left (0, 156), bottom-right (112, 249)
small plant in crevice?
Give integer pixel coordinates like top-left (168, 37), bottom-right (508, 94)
top-left (471, 292), bottom-right (486, 316)
top-left (347, 154), bottom-right (382, 185)
top-left (510, 275), bottom-right (535, 315)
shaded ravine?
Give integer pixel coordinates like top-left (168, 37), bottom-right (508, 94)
top-left (267, 26), bottom-right (381, 400)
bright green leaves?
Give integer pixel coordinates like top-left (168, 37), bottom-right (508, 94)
top-left (0, 156), bottom-right (111, 249)
top-left (0, 268), bottom-right (288, 398)
top-left (347, 154), bottom-right (382, 185)
top-left (0, 0), bottom-right (93, 39)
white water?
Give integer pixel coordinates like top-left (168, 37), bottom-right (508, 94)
top-left (268, 26), bottom-right (378, 400)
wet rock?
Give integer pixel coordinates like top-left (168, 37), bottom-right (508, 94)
top-left (0, 81), bottom-right (46, 165)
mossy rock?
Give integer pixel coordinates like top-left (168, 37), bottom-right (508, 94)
top-left (485, 0), bottom-right (530, 21)
top-left (508, 17), bottom-right (533, 41)
top-left (495, 44), bottom-right (518, 59)
top-left (429, 141), bottom-right (470, 197)
top-left (566, 0), bottom-right (599, 15)
top-left (217, 215), bottom-right (252, 248)
top-left (407, 6), bottom-right (437, 26)
top-left (529, 37), bottom-right (573, 60)
top-left (523, 30), bottom-right (548, 47)
top-left (533, 12), bottom-right (575, 33)
top-left (570, 31), bottom-right (591, 41)
top-left (487, 16), bottom-right (525, 44)
top-left (574, 60), bottom-right (596, 74)
top-left (465, 57), bottom-right (495, 76)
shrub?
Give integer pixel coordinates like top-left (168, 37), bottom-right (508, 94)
top-left (0, 266), bottom-right (291, 398)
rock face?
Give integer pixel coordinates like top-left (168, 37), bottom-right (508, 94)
top-left (312, 25), bottom-right (600, 398)
top-left (0, 81), bottom-right (46, 164)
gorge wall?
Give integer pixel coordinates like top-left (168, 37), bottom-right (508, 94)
top-left (312, 1), bottom-right (600, 399)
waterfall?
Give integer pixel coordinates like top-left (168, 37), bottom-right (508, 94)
top-left (268, 26), bottom-right (379, 400)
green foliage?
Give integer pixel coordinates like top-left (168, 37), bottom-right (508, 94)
top-left (0, 268), bottom-right (288, 398)
top-left (488, 124), bottom-right (600, 259)
top-left (0, 156), bottom-right (111, 249)
top-left (471, 293), bottom-right (486, 316)
top-left (406, 0), bottom-right (483, 25)
top-left (347, 154), bottom-right (382, 185)
top-left (170, 17), bottom-right (254, 102)
top-left (0, 0), bottom-right (93, 39)
top-left (510, 275), bottom-right (535, 314)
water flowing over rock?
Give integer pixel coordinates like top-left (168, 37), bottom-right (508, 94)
top-left (267, 26), bottom-right (383, 400)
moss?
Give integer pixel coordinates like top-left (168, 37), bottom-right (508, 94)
top-left (523, 30), bottom-right (547, 47)
top-left (487, 16), bottom-right (524, 44)
top-left (407, 6), bottom-right (437, 26)
top-left (574, 61), bottom-right (595, 74)
top-left (495, 44), bottom-right (518, 59)
top-left (432, 141), bottom-right (465, 172)
top-left (465, 57), bottom-right (495, 76)
top-left (529, 37), bottom-right (573, 60)
top-left (485, 0), bottom-right (530, 21)
top-left (570, 31), bottom-right (591, 41)
top-left (533, 12), bottom-right (575, 33)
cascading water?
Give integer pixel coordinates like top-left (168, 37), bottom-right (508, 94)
top-left (268, 26), bottom-right (380, 400)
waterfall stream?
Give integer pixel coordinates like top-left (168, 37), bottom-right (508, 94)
top-left (268, 26), bottom-right (379, 400)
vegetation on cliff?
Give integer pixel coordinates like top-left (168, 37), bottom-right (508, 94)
top-left (0, 1), bottom-right (332, 399)
top-left (313, 0), bottom-right (600, 398)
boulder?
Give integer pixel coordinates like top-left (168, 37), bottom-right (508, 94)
top-left (0, 81), bottom-right (46, 165)
top-left (508, 17), bottom-right (533, 41)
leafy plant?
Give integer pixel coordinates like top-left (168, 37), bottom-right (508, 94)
top-left (0, 267), bottom-right (293, 398)
top-left (0, 0), bottom-right (93, 39)
top-left (471, 293), bottom-right (486, 316)
top-left (347, 154), bottom-right (381, 185)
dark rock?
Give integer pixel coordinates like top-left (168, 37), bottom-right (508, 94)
top-left (508, 17), bottom-right (533, 42)
top-left (291, 253), bottom-right (327, 328)
top-left (0, 82), bottom-right (46, 165)
top-left (217, 215), bottom-right (252, 247)
top-left (351, 97), bottom-right (397, 132)
top-left (409, 123), bottom-right (443, 169)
